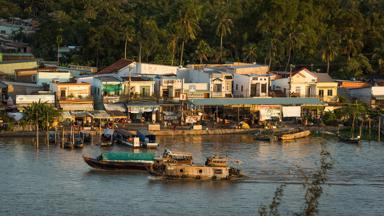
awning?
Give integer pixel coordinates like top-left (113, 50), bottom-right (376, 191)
top-left (88, 110), bottom-right (110, 119)
top-left (61, 111), bottom-right (74, 120)
top-left (104, 103), bottom-right (126, 112)
top-left (127, 105), bottom-right (159, 113)
top-left (71, 111), bottom-right (88, 118)
top-left (60, 103), bottom-right (94, 111)
top-left (259, 108), bottom-right (281, 121)
top-left (108, 110), bottom-right (128, 118)
top-left (282, 106), bottom-right (301, 117)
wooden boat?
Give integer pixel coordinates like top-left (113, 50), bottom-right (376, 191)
top-left (137, 130), bottom-right (159, 148)
top-left (63, 141), bottom-right (74, 149)
top-left (83, 152), bottom-right (155, 170)
top-left (113, 129), bottom-right (158, 148)
top-left (74, 135), bottom-right (84, 148)
top-left (101, 128), bottom-right (114, 147)
top-left (80, 131), bottom-right (92, 143)
top-left (338, 135), bottom-right (361, 144)
top-left (149, 155), bottom-right (242, 180)
top-left (279, 129), bottom-right (311, 140)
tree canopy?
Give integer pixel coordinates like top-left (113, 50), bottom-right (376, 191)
top-left (3, 0), bottom-right (384, 79)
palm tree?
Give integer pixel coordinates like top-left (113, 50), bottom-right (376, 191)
top-left (215, 7), bottom-right (233, 63)
top-left (176, 0), bottom-right (201, 66)
top-left (320, 33), bottom-right (339, 74)
top-left (195, 40), bottom-right (212, 64)
top-left (242, 43), bottom-right (257, 63)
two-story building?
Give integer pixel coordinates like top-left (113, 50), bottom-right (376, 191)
top-left (93, 76), bottom-right (122, 104)
top-left (272, 68), bottom-right (338, 102)
top-left (177, 69), bottom-right (233, 98)
top-left (15, 66), bottom-right (71, 86)
top-left (183, 83), bottom-right (210, 99)
top-left (155, 77), bottom-right (183, 100)
top-left (121, 76), bottom-right (155, 100)
top-left (50, 82), bottom-right (93, 111)
top-left (233, 74), bottom-right (270, 98)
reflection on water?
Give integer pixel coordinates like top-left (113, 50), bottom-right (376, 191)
top-left (0, 135), bottom-right (383, 216)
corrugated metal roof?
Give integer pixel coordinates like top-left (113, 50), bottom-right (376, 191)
top-left (188, 97), bottom-right (324, 106)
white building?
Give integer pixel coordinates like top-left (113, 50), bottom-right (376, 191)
top-left (183, 83), bottom-right (210, 99)
top-left (349, 86), bottom-right (384, 108)
top-left (97, 59), bottom-right (180, 77)
top-left (233, 74), bottom-right (270, 97)
top-left (121, 77), bottom-right (155, 98)
top-left (36, 71), bottom-right (71, 86)
top-left (155, 77), bottom-right (183, 100)
top-left (177, 69), bottom-right (233, 98)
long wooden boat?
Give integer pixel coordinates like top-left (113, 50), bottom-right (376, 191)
top-left (279, 129), bottom-right (311, 140)
top-left (83, 152), bottom-right (155, 170)
top-left (149, 155), bottom-right (242, 180)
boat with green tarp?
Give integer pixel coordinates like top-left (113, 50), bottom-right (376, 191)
top-left (83, 152), bottom-right (155, 170)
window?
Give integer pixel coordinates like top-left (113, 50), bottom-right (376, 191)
top-left (327, 89), bottom-right (333, 96)
top-left (60, 89), bottom-right (66, 98)
top-left (241, 85), bottom-right (243, 92)
top-left (236, 84), bottom-right (238, 90)
top-left (213, 84), bottom-right (222, 92)
top-left (319, 90), bottom-right (324, 97)
top-left (214, 169), bottom-right (223, 174)
top-left (295, 86), bottom-right (301, 94)
top-left (261, 84), bottom-right (267, 93)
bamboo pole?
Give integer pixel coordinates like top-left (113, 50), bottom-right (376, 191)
top-left (46, 112), bottom-right (49, 145)
top-left (368, 118), bottom-right (371, 141)
top-left (378, 116), bottom-right (381, 142)
top-left (61, 127), bottom-right (64, 148)
top-left (359, 119), bottom-right (363, 138)
top-left (351, 113), bottom-right (356, 138)
top-left (36, 112), bottom-right (39, 147)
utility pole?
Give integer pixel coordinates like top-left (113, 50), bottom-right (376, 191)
top-left (288, 64), bottom-right (295, 97)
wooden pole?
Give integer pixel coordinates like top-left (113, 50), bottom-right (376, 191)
top-left (61, 127), bottom-right (64, 147)
top-left (36, 112), bottom-right (39, 147)
top-left (368, 118), bottom-right (371, 141)
top-left (359, 119), bottom-right (363, 138)
top-left (71, 124), bottom-right (74, 146)
top-left (378, 116), bottom-right (381, 142)
top-left (351, 113), bottom-right (356, 138)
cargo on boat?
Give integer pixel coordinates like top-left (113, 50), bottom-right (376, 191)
top-left (83, 152), bottom-right (155, 170)
top-left (149, 155), bottom-right (241, 180)
top-left (279, 129), bottom-right (311, 140)
top-left (101, 128), bottom-right (114, 147)
top-left (113, 129), bottom-right (159, 149)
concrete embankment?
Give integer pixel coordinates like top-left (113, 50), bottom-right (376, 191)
top-left (149, 128), bottom-right (259, 136)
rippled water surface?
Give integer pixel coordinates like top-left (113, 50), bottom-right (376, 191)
top-left (0, 135), bottom-right (383, 216)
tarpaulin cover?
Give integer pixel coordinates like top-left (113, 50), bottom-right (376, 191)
top-left (102, 152), bottom-right (155, 161)
top-left (282, 106), bottom-right (301, 117)
top-left (259, 108), bottom-right (281, 121)
top-left (103, 84), bottom-right (122, 93)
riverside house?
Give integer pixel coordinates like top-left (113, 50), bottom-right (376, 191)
top-left (349, 86), bottom-right (384, 108)
top-left (15, 66), bottom-right (71, 86)
top-left (96, 58), bottom-right (180, 77)
top-left (272, 68), bottom-right (338, 102)
top-left (50, 82), bottom-right (93, 111)
top-left (93, 76), bottom-right (122, 105)
top-left (233, 74), bottom-right (271, 98)
top-left (121, 76), bottom-right (155, 100)
top-left (177, 68), bottom-right (233, 98)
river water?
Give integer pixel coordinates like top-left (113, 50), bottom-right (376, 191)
top-left (0, 134), bottom-right (383, 216)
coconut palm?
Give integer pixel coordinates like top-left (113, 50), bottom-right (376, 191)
top-left (242, 43), bottom-right (258, 63)
top-left (175, 0), bottom-right (201, 66)
top-left (320, 33), bottom-right (339, 74)
top-left (215, 7), bottom-right (233, 63)
top-left (195, 40), bottom-right (212, 64)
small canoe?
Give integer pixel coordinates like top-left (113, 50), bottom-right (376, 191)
top-left (338, 136), bottom-right (361, 144)
top-left (279, 130), bottom-right (311, 140)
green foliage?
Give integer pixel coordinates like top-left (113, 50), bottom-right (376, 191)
top-left (4, 0), bottom-right (384, 78)
top-left (322, 111), bottom-right (338, 126)
top-left (22, 101), bottom-right (60, 130)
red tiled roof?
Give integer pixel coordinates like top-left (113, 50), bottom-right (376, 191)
top-left (97, 59), bottom-right (134, 74)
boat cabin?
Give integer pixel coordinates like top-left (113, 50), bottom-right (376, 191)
top-left (113, 129), bottom-right (140, 148)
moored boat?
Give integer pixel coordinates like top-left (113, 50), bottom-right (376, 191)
top-left (279, 129), bottom-right (311, 140)
top-left (113, 129), bottom-right (141, 148)
top-left (137, 130), bottom-right (159, 148)
top-left (83, 152), bottom-right (155, 170)
top-left (338, 135), bottom-right (361, 144)
top-left (101, 128), bottom-right (114, 147)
